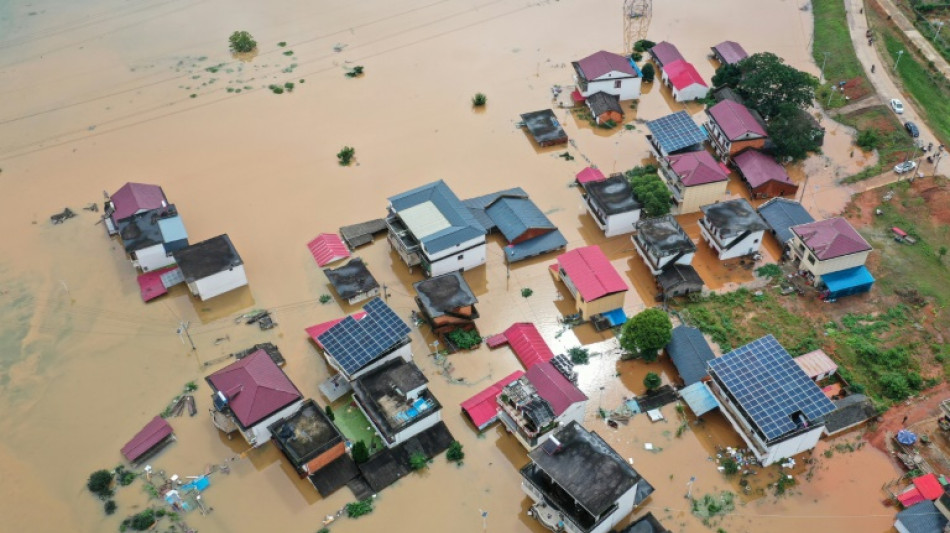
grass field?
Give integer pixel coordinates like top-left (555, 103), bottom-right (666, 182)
top-left (332, 395), bottom-right (384, 453)
top-left (837, 106), bottom-right (917, 182)
top-left (812, 0), bottom-right (872, 108)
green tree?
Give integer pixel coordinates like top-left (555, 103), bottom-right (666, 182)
top-left (446, 441), bottom-right (465, 464)
top-left (727, 53), bottom-right (818, 120)
top-left (409, 452), bottom-right (429, 471)
top-left (640, 63), bottom-right (655, 83)
top-left (939, 246), bottom-right (947, 262)
top-left (643, 372), bottom-right (662, 391)
top-left (345, 499), bottom-right (374, 518)
top-left (767, 106), bottom-right (823, 161)
top-left (229, 31), bottom-right (257, 54)
top-left (324, 404), bottom-right (335, 421)
top-left (337, 146), bottom-right (355, 166)
top-left (711, 62), bottom-right (742, 89)
top-left (620, 308), bottom-right (673, 361)
top-left (104, 500), bottom-right (117, 515)
top-left (633, 39), bottom-right (656, 52)
top-left (879, 372), bottom-right (910, 400)
top-left (87, 470), bottom-right (114, 498)
top-left (351, 440), bottom-right (369, 464)
top-left (626, 167), bottom-right (672, 217)
top-left (472, 93), bottom-right (487, 107)
top-left (856, 128), bottom-right (881, 151)
top-left (568, 346), bottom-right (590, 365)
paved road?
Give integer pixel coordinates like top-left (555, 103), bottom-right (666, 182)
top-left (872, 0), bottom-right (950, 80)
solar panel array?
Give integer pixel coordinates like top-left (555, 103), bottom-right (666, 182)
top-left (318, 298), bottom-right (411, 376)
top-left (646, 111), bottom-right (706, 154)
top-left (708, 335), bottom-right (835, 441)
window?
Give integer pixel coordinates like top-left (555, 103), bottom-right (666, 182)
top-left (806, 254), bottom-right (815, 264)
top-left (457, 254), bottom-right (464, 260)
top-left (614, 80), bottom-right (621, 89)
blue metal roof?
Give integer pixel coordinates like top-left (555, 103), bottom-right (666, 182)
top-left (502, 228), bottom-right (567, 262)
top-left (666, 325), bottom-right (716, 386)
top-left (463, 188), bottom-right (528, 231)
top-left (603, 308), bottom-right (627, 327)
top-left (646, 111), bottom-right (706, 154)
top-left (158, 216), bottom-right (188, 243)
top-left (485, 197), bottom-right (556, 243)
top-left (822, 265), bottom-right (874, 297)
top-left (896, 500), bottom-right (948, 533)
top-left (679, 382), bottom-right (720, 417)
top-left (317, 298), bottom-right (411, 377)
top-left (388, 180), bottom-right (486, 254)
top-left (708, 335), bottom-right (835, 441)
top-left (757, 198), bottom-right (815, 244)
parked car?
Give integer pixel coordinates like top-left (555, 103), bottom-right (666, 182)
top-left (904, 121), bottom-right (920, 137)
top-left (894, 160), bottom-right (917, 174)
top-left (890, 98), bottom-right (904, 114)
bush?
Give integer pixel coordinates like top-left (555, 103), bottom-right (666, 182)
top-left (345, 66), bottom-right (364, 78)
top-left (229, 31), bottom-right (257, 54)
top-left (521, 288), bottom-right (533, 298)
top-left (472, 92), bottom-right (487, 107)
top-left (284, 82), bottom-right (295, 92)
top-left (880, 372), bottom-right (911, 400)
top-left (856, 128), bottom-right (881, 151)
top-left (568, 346), bottom-right (590, 365)
top-left (447, 441), bottom-right (464, 464)
top-left (351, 440), bottom-right (369, 464)
top-left (319, 294), bottom-right (332, 304)
top-left (104, 500), bottom-right (117, 515)
top-left (447, 328), bottom-right (482, 350)
top-left (337, 146), bottom-right (356, 166)
top-left (640, 63), bottom-right (655, 83)
top-left (409, 452), bottom-right (429, 471)
top-left (87, 470), bottom-right (114, 498)
top-left (324, 405), bottom-right (335, 421)
top-left (630, 51), bottom-right (643, 62)
top-left (121, 509), bottom-right (156, 531)
top-left (620, 308), bottom-right (673, 361)
top-left (755, 264), bottom-right (782, 279)
top-left (345, 499), bottom-right (374, 518)
top-left (721, 458), bottom-right (739, 475)
top-left (643, 372), bottom-right (662, 391)
top-left (115, 466), bottom-right (136, 486)
top-left (598, 119), bottom-right (617, 129)
top-left (633, 39), bottom-right (656, 52)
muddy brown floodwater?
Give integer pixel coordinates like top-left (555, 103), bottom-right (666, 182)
top-left (0, 0), bottom-right (901, 531)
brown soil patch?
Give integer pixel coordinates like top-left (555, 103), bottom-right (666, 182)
top-left (920, 184), bottom-right (950, 224)
top-left (842, 76), bottom-right (872, 101)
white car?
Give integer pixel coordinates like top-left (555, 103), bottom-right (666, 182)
top-left (890, 98), bottom-right (904, 114)
top-left (894, 160), bottom-right (917, 174)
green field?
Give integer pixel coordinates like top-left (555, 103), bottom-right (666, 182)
top-left (812, 0), bottom-right (872, 108)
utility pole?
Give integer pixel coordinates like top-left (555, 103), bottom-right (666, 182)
top-left (895, 50), bottom-right (905, 71)
top-left (178, 321), bottom-right (196, 351)
top-left (820, 51), bottom-right (830, 83)
top-left (935, 21), bottom-right (945, 41)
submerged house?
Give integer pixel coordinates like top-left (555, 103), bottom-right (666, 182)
top-left (895, 499), bottom-right (949, 533)
top-left (662, 60), bottom-right (709, 102)
top-left (633, 215), bottom-right (696, 276)
top-left (733, 150), bottom-right (798, 198)
top-left (572, 50), bottom-right (642, 102)
top-left (315, 298), bottom-right (412, 382)
top-left (351, 358), bottom-right (443, 449)
top-left (707, 335), bottom-right (835, 466)
top-left (698, 198), bottom-right (768, 260)
top-left (521, 421), bottom-right (654, 533)
top-left (172, 234), bottom-right (247, 301)
top-left (323, 257), bottom-right (380, 305)
top-left (658, 150), bottom-right (731, 214)
top-left (582, 174), bottom-right (642, 237)
top-left (460, 370), bottom-right (525, 431)
top-left (121, 416), bottom-right (175, 465)
top-left (648, 41), bottom-right (684, 70)
top-left (105, 182), bottom-right (168, 235)
top-left (387, 180), bottom-right (487, 277)
top-left (498, 361), bottom-right (588, 450)
top-left (705, 100), bottom-right (767, 162)
top-left (586, 92), bottom-right (624, 125)
top-left (756, 198), bottom-right (814, 246)
top-left (710, 40), bottom-right (749, 65)
top-left (269, 399), bottom-right (346, 480)
top-left (645, 111), bottom-right (707, 158)
top-left (206, 349), bottom-right (305, 447)
top-left (483, 195), bottom-right (567, 262)
top-left (788, 218), bottom-right (874, 298)
top-left (117, 205), bottom-right (189, 272)
top-left (551, 245), bottom-right (628, 325)
top-left (655, 264), bottom-right (704, 300)
top-left (521, 109), bottom-right (569, 147)
top-left (413, 271), bottom-right (478, 335)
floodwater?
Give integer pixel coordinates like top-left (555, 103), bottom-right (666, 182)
top-left (0, 0), bottom-right (899, 531)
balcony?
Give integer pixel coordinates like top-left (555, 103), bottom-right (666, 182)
top-left (521, 463), bottom-right (603, 533)
top-left (632, 235), bottom-right (664, 274)
top-left (698, 218), bottom-right (726, 252)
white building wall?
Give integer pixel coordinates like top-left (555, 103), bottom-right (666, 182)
top-left (389, 410), bottom-right (442, 448)
top-left (192, 265), bottom-right (248, 300)
top-left (240, 399), bottom-right (305, 447)
top-left (133, 244), bottom-right (175, 272)
top-left (424, 236), bottom-right (486, 277)
top-left (699, 225), bottom-right (764, 260)
top-left (522, 479), bottom-right (639, 533)
top-left (761, 426), bottom-right (825, 466)
top-left (787, 235), bottom-right (870, 277)
top-left (605, 210), bottom-right (641, 237)
top-left (673, 83), bottom-right (710, 102)
top-left (557, 401), bottom-right (587, 429)
top-left (329, 343), bottom-right (413, 382)
top-left (584, 74), bottom-right (642, 101)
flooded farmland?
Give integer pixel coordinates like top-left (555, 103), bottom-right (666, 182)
top-left (0, 0), bottom-right (901, 532)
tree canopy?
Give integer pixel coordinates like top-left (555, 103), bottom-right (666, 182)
top-left (712, 52), bottom-right (818, 120)
top-left (643, 372), bottom-right (662, 391)
top-left (625, 165), bottom-right (672, 217)
top-left (766, 106), bottom-right (824, 161)
top-left (619, 308), bottom-right (673, 361)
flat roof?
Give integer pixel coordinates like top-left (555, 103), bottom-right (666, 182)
top-left (635, 215), bottom-right (695, 257)
top-left (585, 175), bottom-right (641, 215)
top-left (701, 198), bottom-right (768, 236)
top-left (352, 359), bottom-right (441, 441)
top-left (413, 271), bottom-right (477, 318)
top-left (173, 234), bottom-right (242, 282)
top-left (323, 258), bottom-right (379, 300)
top-left (269, 399), bottom-right (343, 467)
top-left (520, 110), bottom-right (568, 145)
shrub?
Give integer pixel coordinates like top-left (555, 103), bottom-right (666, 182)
top-left (277, 41), bottom-right (287, 47)
top-left (630, 51), bottom-right (643, 62)
top-left (409, 452), bottom-right (429, 471)
top-left (337, 146), bottom-right (356, 166)
top-left (446, 441), bottom-right (464, 464)
top-left (447, 328), bottom-right (482, 350)
top-left (229, 31), bottom-right (257, 54)
top-left (568, 346), bottom-right (590, 365)
top-left (319, 294), bottom-right (332, 304)
top-left (755, 264), bottom-right (782, 279)
top-left (345, 66), bottom-right (364, 78)
top-left (856, 128), bottom-right (881, 151)
top-left (121, 509), bottom-right (156, 531)
top-left (521, 288), bottom-right (533, 298)
top-left (345, 499), bottom-right (374, 518)
top-left (620, 308), bottom-right (673, 361)
top-left (87, 470), bottom-right (114, 498)
top-left (598, 119), bottom-right (617, 129)
top-left (104, 500), bottom-right (117, 515)
top-left (879, 372), bottom-right (911, 400)
top-left (324, 405), bottom-right (335, 421)
top-left (721, 458), bottom-right (739, 475)
top-left (284, 82), bottom-right (295, 92)
top-left (351, 440), bottom-right (369, 464)
top-left (472, 92), bottom-right (487, 107)
top-left (282, 50), bottom-right (294, 56)
top-left (633, 39), bottom-right (656, 52)
top-left (640, 63), bottom-right (655, 83)
top-left (269, 84), bottom-right (284, 94)
top-left (115, 466), bottom-right (136, 486)
top-left (643, 372), bottom-right (662, 391)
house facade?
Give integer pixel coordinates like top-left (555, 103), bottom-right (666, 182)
top-left (551, 245), bottom-right (628, 319)
top-left (586, 92), bottom-right (624, 125)
top-left (705, 100), bottom-right (767, 161)
top-left (315, 298), bottom-right (413, 382)
top-left (662, 60), bottom-right (709, 102)
top-left (521, 422), bottom-right (653, 533)
top-left (698, 198), bottom-right (768, 260)
top-left (582, 175), bottom-right (641, 237)
top-left (572, 50), bottom-right (642, 101)
top-left (658, 151), bottom-right (730, 214)
top-left (498, 362), bottom-right (587, 450)
top-left (352, 359), bottom-right (443, 449)
top-left (787, 218), bottom-right (872, 278)
top-left (733, 149), bottom-right (798, 198)
top-left (117, 206), bottom-right (189, 272)
top-left (172, 234), bottom-right (247, 301)
top-left (632, 215), bottom-right (696, 275)
top-left (387, 180), bottom-right (487, 277)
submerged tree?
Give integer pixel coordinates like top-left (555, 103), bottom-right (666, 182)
top-left (620, 308), bottom-right (673, 361)
top-left (229, 31), bottom-right (257, 54)
top-left (446, 441), bottom-right (465, 464)
top-left (643, 372), bottom-right (662, 391)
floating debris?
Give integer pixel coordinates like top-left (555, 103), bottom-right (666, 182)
top-left (50, 208), bottom-right (76, 224)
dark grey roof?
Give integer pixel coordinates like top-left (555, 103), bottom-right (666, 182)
top-left (388, 180), bottom-right (486, 254)
top-left (520, 109), bottom-right (568, 145)
top-left (317, 298), bottom-right (411, 377)
top-left (172, 234), bottom-right (243, 281)
top-left (700, 198), bottom-right (768, 237)
top-left (323, 258), bottom-right (380, 300)
top-left (269, 399), bottom-right (344, 470)
top-left (657, 264), bottom-right (704, 293)
top-left (708, 335), bottom-right (835, 441)
top-left (413, 271), bottom-right (477, 318)
top-left (352, 358), bottom-right (441, 442)
top-left (635, 215), bottom-right (696, 257)
top-left (523, 398), bottom-right (556, 428)
top-left (307, 454), bottom-right (359, 497)
top-left (819, 394), bottom-right (877, 434)
top-left (463, 187), bottom-right (529, 231)
top-left (485, 196), bottom-right (556, 242)
top-left (895, 500), bottom-right (948, 533)
top-left (666, 326), bottom-right (716, 386)
top-left (757, 198), bottom-right (815, 244)
top-left (619, 512), bottom-right (671, 533)
top-left (526, 421), bottom-right (650, 517)
top-left (586, 175), bottom-right (641, 215)
top-left (646, 111), bottom-right (706, 154)
top-left (117, 205), bottom-right (182, 252)
top-left (586, 91), bottom-right (623, 117)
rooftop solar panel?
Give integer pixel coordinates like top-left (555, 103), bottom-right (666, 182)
top-left (646, 111), bottom-right (706, 154)
top-left (318, 298), bottom-right (411, 376)
top-left (708, 335), bottom-right (834, 441)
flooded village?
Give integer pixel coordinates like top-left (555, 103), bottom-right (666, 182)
top-left (3, 0), bottom-right (950, 532)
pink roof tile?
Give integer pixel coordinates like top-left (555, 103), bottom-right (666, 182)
top-left (305, 311), bottom-right (368, 349)
top-left (110, 182), bottom-right (168, 222)
top-left (733, 150), bottom-right (794, 188)
top-left (576, 50), bottom-right (636, 80)
top-left (307, 233), bottom-right (350, 267)
top-left (556, 245), bottom-right (628, 302)
top-left (898, 486), bottom-right (925, 507)
top-left (485, 333), bottom-right (509, 349)
top-left (576, 167), bottom-right (607, 184)
top-left (460, 370), bottom-right (525, 429)
top-left (708, 100), bottom-right (767, 140)
top-left (526, 362), bottom-right (587, 416)
top-left (914, 473), bottom-right (943, 500)
top-left (712, 41), bottom-right (749, 65)
top-left (791, 218), bottom-right (871, 260)
top-left (667, 151), bottom-right (730, 186)
top-left (664, 60), bottom-right (707, 91)
top-left (650, 41), bottom-right (684, 66)
top-left (136, 266), bottom-right (179, 302)
top-left (503, 323), bottom-right (555, 369)
top-left (206, 350), bottom-right (302, 427)
top-left (121, 416), bottom-right (173, 462)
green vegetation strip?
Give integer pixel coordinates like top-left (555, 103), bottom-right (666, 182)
top-left (837, 106), bottom-right (916, 182)
top-left (812, 0), bottom-right (871, 109)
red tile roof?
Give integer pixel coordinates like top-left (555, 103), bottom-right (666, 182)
top-left (136, 266), bottom-right (178, 302)
top-left (576, 50), bottom-right (636, 80)
top-left (898, 486), bottom-right (926, 507)
top-left (503, 323), bottom-right (555, 369)
top-left (121, 416), bottom-right (173, 462)
top-left (707, 100), bottom-right (767, 140)
top-left (664, 60), bottom-right (708, 91)
top-left (914, 473), bottom-right (944, 500)
top-left (556, 245), bottom-right (628, 302)
top-left (307, 233), bottom-right (350, 267)
top-left (650, 41), bottom-right (684, 66)
top-left (526, 362), bottom-right (587, 416)
top-left (305, 311), bottom-right (368, 349)
top-left (110, 182), bottom-right (167, 222)
top-left (733, 150), bottom-right (794, 188)
top-left (712, 41), bottom-right (749, 65)
top-left (485, 333), bottom-right (509, 348)
top-left (791, 218), bottom-right (871, 260)
top-left (460, 370), bottom-right (525, 429)
top-left (667, 151), bottom-right (730, 186)
top-left (575, 167), bottom-right (607, 184)
top-left (207, 350), bottom-right (302, 427)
